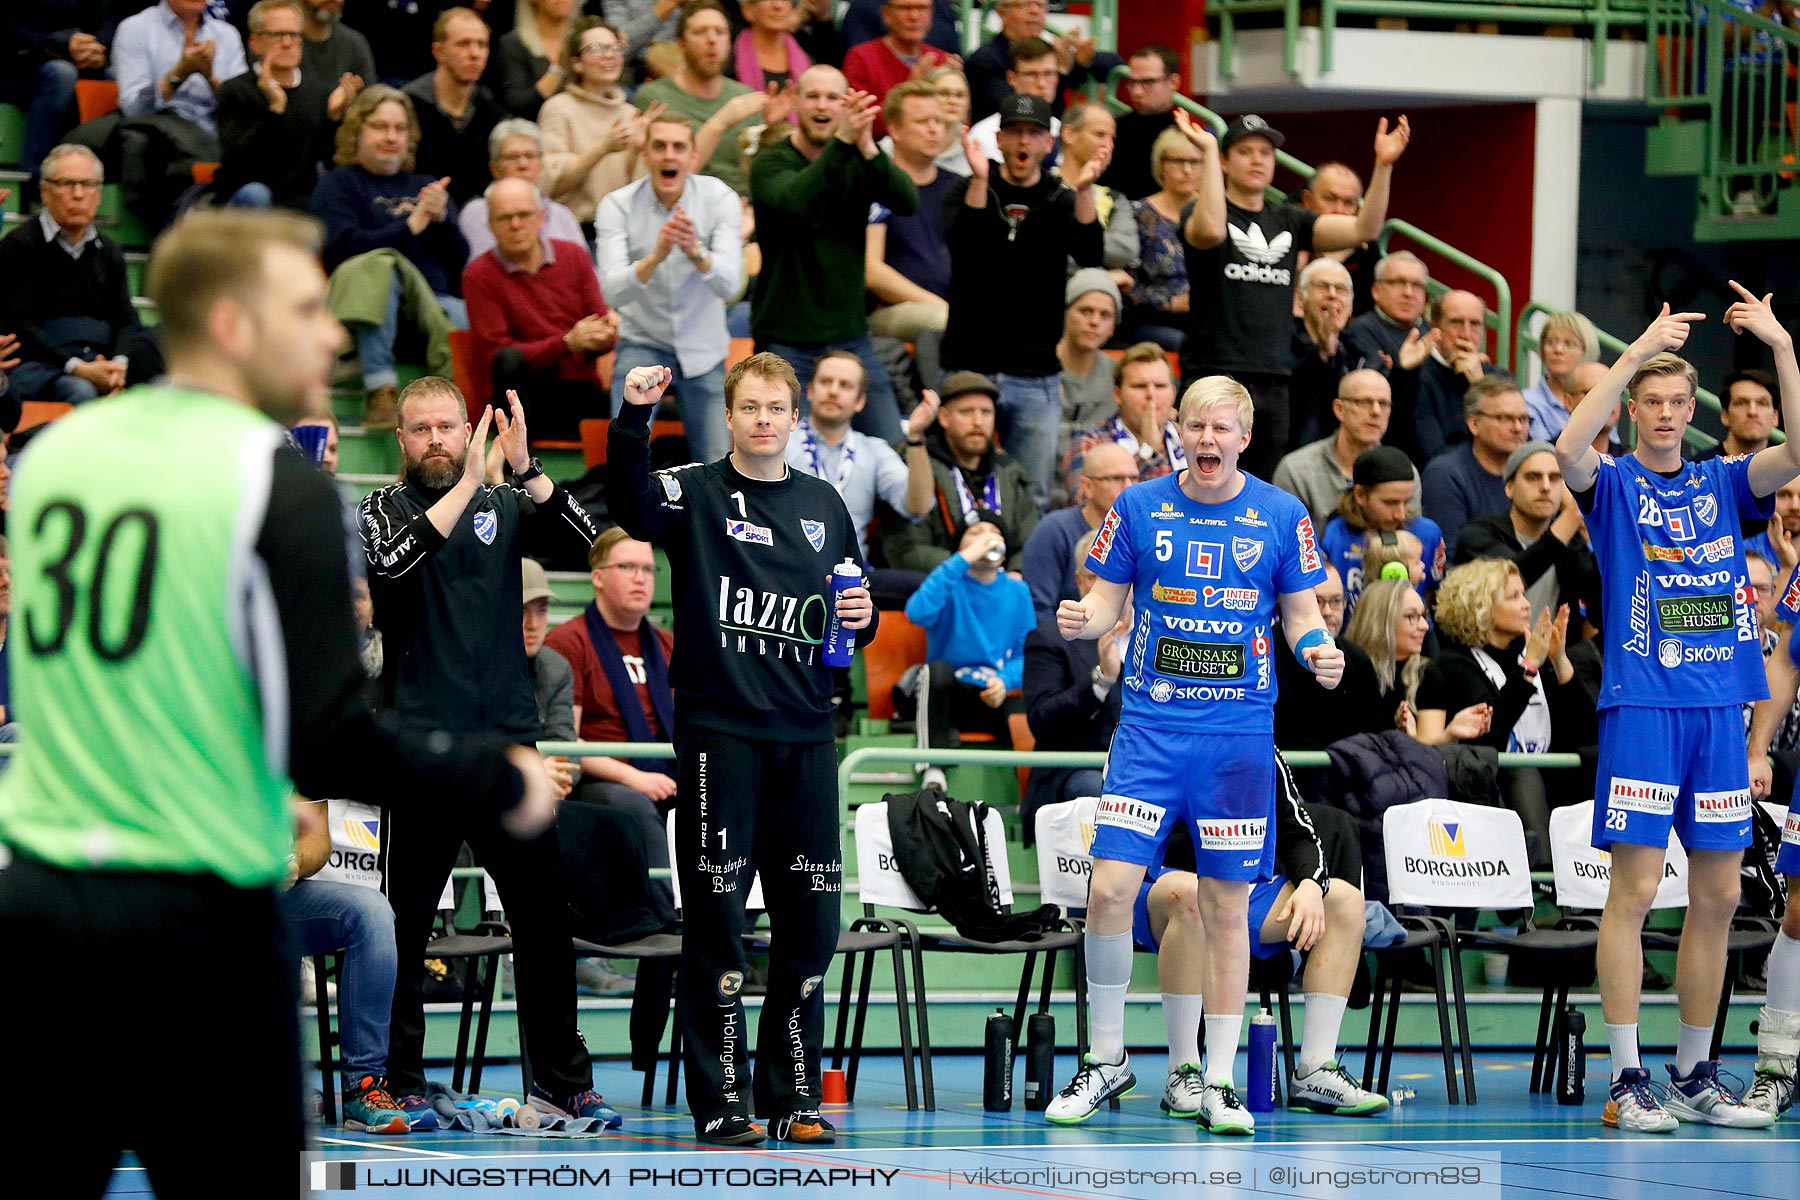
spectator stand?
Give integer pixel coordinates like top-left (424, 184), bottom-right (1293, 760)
top-left (1099, 64), bottom-right (1517, 370)
top-left (1211, 1), bottom-right (1798, 239)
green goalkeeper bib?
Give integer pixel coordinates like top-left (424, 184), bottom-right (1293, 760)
top-left (0, 387), bottom-right (296, 886)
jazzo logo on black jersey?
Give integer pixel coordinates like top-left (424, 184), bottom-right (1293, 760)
top-left (716, 575), bottom-right (828, 663)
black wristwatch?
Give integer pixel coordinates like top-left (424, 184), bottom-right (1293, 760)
top-left (512, 457), bottom-right (546, 484)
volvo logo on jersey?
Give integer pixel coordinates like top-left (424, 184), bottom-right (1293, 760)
top-left (716, 575), bottom-right (828, 663)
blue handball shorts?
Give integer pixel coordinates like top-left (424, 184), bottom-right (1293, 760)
top-left (1131, 865), bottom-right (1288, 957)
top-left (1091, 724), bottom-right (1277, 882)
top-left (1778, 787), bottom-right (1800, 876)
top-left (1592, 705), bottom-right (1753, 853)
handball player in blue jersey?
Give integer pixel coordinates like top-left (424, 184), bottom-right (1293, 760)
top-left (1047, 376), bottom-right (1343, 1134)
top-left (1745, 551), bottom-right (1800, 1119)
top-left (1554, 288), bottom-right (1796, 1134)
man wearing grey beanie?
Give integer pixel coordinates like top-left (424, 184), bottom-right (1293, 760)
top-left (1452, 439), bottom-right (1600, 622)
top-left (1057, 267), bottom-right (1125, 478)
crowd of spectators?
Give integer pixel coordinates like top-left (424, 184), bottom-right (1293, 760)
top-left (3, 2), bottom-right (1796, 959)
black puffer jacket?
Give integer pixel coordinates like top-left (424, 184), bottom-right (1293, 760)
top-left (1319, 731), bottom-right (1449, 902)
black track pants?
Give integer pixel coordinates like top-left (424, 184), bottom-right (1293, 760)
top-left (674, 730), bottom-right (841, 1128)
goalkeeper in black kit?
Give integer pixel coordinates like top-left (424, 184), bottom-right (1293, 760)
top-left (606, 354), bottom-right (877, 1146)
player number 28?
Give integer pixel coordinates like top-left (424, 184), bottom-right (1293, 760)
top-left (1605, 808), bottom-right (1629, 831)
top-left (25, 501), bottom-right (160, 663)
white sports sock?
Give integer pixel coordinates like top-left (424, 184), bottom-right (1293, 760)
top-left (1162, 993), bottom-right (1203, 1070)
top-left (1674, 1021), bottom-right (1713, 1078)
top-left (1766, 932), bottom-right (1800, 1013)
top-left (1298, 993), bottom-right (1350, 1076)
top-left (1085, 929), bottom-right (1133, 1065)
top-left (1606, 1022), bottom-right (1641, 1075)
top-left (1203, 1013), bottom-right (1243, 1087)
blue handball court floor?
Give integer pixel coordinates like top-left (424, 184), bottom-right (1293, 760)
top-left (104, 1051), bottom-right (1800, 1198)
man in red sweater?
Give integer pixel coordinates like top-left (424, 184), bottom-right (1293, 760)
top-left (842, 0), bottom-right (953, 140)
top-left (463, 176), bottom-right (619, 439)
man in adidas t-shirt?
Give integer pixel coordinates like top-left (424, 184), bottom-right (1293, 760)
top-left (1174, 111), bottom-right (1412, 478)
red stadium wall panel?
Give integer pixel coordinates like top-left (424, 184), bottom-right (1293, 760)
top-left (1119, 1), bottom-right (1210, 67)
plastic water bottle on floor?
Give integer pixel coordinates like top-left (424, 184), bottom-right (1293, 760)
top-left (1247, 1009), bottom-right (1277, 1113)
top-left (1389, 1086), bottom-right (1416, 1106)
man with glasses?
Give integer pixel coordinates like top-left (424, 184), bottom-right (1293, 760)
top-left (1288, 256), bottom-right (1368, 449)
top-left (215, 0), bottom-right (362, 210)
top-left (1406, 288), bottom-right (1501, 460)
top-left (966, 37), bottom-right (1065, 166)
top-left (1343, 250), bottom-right (1432, 377)
top-left (1421, 374), bottom-right (1531, 556)
top-left (0, 144), bottom-right (139, 409)
top-left (546, 527), bottom-right (679, 900)
top-left (842, 0), bottom-right (956, 138)
top-left (1021, 439), bottom-right (1138, 620)
top-left (1101, 45), bottom-right (1180, 201)
top-left (459, 119), bottom-right (587, 262)
top-left (1274, 561), bottom-right (1388, 751)
top-left (1275, 367), bottom-right (1421, 528)
top-left (463, 175), bottom-right (617, 441)
top-left (965, 0), bottom-right (1122, 123)
top-left (1299, 162), bottom-right (1378, 315)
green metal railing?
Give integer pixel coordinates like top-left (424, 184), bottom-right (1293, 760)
top-left (1103, 68), bottom-right (1516, 367)
top-left (1215, 0), bottom-right (1653, 84)
top-left (532, 741), bottom-right (1583, 822)
top-left (1380, 219), bottom-right (1513, 369)
top-left (1645, 0), bottom-right (1800, 228)
top-left (836, 745), bottom-right (1584, 806)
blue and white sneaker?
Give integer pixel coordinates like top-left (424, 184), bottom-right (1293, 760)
top-left (530, 1083), bottom-right (623, 1129)
top-left (1664, 1061), bottom-right (1775, 1128)
top-left (394, 1093), bottom-right (440, 1131)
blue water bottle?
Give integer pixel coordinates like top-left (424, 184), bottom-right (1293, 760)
top-left (822, 558), bottom-right (862, 667)
top-left (1247, 1008), bottom-right (1278, 1112)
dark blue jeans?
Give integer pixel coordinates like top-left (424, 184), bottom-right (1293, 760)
top-left (0, 59), bottom-right (78, 176)
top-left (283, 879), bottom-right (398, 1079)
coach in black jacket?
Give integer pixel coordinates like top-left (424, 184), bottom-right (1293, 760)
top-left (359, 379), bottom-right (615, 1125)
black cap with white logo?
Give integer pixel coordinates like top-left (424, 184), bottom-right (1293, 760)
top-left (1220, 113), bottom-right (1285, 151)
top-left (996, 91), bottom-right (1054, 131)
